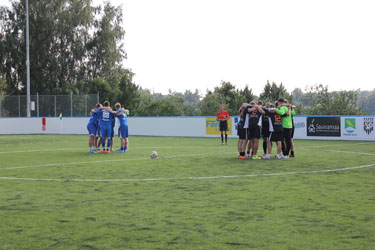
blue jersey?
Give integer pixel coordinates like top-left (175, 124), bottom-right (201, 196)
top-left (97, 109), bottom-right (113, 126)
top-left (111, 113), bottom-right (116, 128)
top-left (87, 111), bottom-right (98, 126)
top-left (116, 109), bottom-right (128, 126)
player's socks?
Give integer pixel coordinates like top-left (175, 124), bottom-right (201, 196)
top-left (291, 151), bottom-right (295, 157)
top-left (124, 146), bottom-right (128, 151)
top-left (221, 134), bottom-right (224, 144)
top-left (107, 139), bottom-right (111, 150)
top-left (101, 138), bottom-right (105, 148)
top-left (225, 135), bottom-right (227, 144)
top-left (263, 141), bottom-right (267, 154)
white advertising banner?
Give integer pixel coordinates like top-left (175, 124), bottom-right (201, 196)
top-left (0, 116), bottom-right (374, 141)
top-left (292, 116), bottom-right (307, 139)
top-left (341, 116), bottom-right (375, 140)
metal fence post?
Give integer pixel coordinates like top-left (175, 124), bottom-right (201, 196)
top-left (36, 93), bottom-right (39, 117)
top-left (85, 94), bottom-right (87, 116)
top-left (70, 92), bottom-right (73, 117)
top-left (18, 95), bottom-right (21, 117)
top-left (97, 92), bottom-right (99, 104)
top-left (54, 95), bottom-right (57, 117)
top-left (0, 94), bottom-right (2, 117)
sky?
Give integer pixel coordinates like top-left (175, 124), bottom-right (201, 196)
top-left (3, 0), bottom-right (375, 95)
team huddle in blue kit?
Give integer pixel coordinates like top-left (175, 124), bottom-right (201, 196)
top-left (86, 101), bottom-right (129, 154)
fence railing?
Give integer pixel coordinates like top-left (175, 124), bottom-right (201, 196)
top-left (0, 94), bottom-right (99, 117)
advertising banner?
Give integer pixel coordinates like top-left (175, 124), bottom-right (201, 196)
top-left (364, 117), bottom-right (374, 135)
top-left (205, 118), bottom-right (232, 135)
top-left (292, 116), bottom-right (307, 138)
top-left (342, 118), bottom-right (357, 137)
top-left (341, 116), bottom-right (375, 140)
top-left (307, 117), bottom-right (341, 137)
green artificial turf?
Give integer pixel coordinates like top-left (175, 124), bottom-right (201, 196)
top-left (0, 135), bottom-right (374, 249)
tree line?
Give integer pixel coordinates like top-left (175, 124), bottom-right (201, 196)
top-left (1, 1), bottom-right (374, 116)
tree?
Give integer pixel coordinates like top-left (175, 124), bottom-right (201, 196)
top-left (0, 0), bottom-right (125, 95)
top-left (117, 69), bottom-right (141, 114)
top-left (172, 89), bottom-right (201, 116)
top-left (302, 84), bottom-right (364, 115)
top-left (85, 78), bottom-right (113, 102)
top-left (135, 92), bottom-right (185, 116)
top-left (291, 88), bottom-right (303, 104)
top-left (86, 2), bottom-right (126, 81)
top-left (357, 89), bottom-right (375, 115)
top-left (198, 90), bottom-right (223, 116)
top-left (214, 81), bottom-right (243, 114)
top-left (0, 75), bottom-right (6, 94)
top-left (259, 81), bottom-right (293, 103)
top-left (239, 85), bottom-right (256, 103)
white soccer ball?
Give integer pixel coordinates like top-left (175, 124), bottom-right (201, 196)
top-left (150, 151), bottom-right (158, 158)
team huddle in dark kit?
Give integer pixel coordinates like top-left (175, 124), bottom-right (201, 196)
top-left (217, 98), bottom-right (296, 160)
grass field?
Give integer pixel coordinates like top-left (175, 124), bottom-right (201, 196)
top-left (0, 135), bottom-right (375, 250)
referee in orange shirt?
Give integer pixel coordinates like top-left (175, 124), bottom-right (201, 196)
top-left (216, 105), bottom-right (230, 145)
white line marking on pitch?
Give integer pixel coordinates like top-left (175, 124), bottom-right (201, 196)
top-left (326, 150), bottom-right (375, 156)
top-left (297, 141), bottom-right (374, 149)
top-left (0, 152), bottom-right (235, 171)
top-left (0, 164), bottom-right (374, 182)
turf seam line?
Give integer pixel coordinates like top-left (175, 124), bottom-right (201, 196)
top-left (0, 146), bottom-right (236, 154)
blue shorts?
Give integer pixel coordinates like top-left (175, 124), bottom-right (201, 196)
top-left (87, 124), bottom-right (97, 136)
top-left (101, 124), bottom-right (112, 138)
top-left (96, 125), bottom-right (102, 137)
top-left (118, 125), bottom-right (128, 139)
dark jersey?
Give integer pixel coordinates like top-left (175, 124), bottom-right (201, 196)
top-left (265, 109), bottom-right (283, 132)
top-left (261, 111), bottom-right (270, 130)
top-left (240, 105), bottom-right (252, 129)
top-left (248, 109), bottom-right (262, 128)
top-left (237, 108), bottom-right (247, 129)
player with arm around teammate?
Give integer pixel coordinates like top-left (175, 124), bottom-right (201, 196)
top-left (281, 100), bottom-right (297, 157)
top-left (260, 104), bottom-right (284, 159)
top-left (114, 102), bottom-right (129, 153)
top-left (247, 101), bottom-right (263, 160)
top-left (238, 103), bottom-right (257, 159)
top-left (87, 103), bottom-right (102, 153)
top-left (110, 112), bottom-right (116, 151)
top-left (260, 102), bottom-right (271, 158)
top-left (275, 98), bottom-right (296, 158)
top-left (95, 101), bottom-right (114, 153)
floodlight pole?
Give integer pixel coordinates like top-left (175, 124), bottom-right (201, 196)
top-left (26, 0), bottom-right (31, 117)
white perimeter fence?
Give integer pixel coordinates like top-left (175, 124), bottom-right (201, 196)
top-left (0, 116), bottom-right (374, 141)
